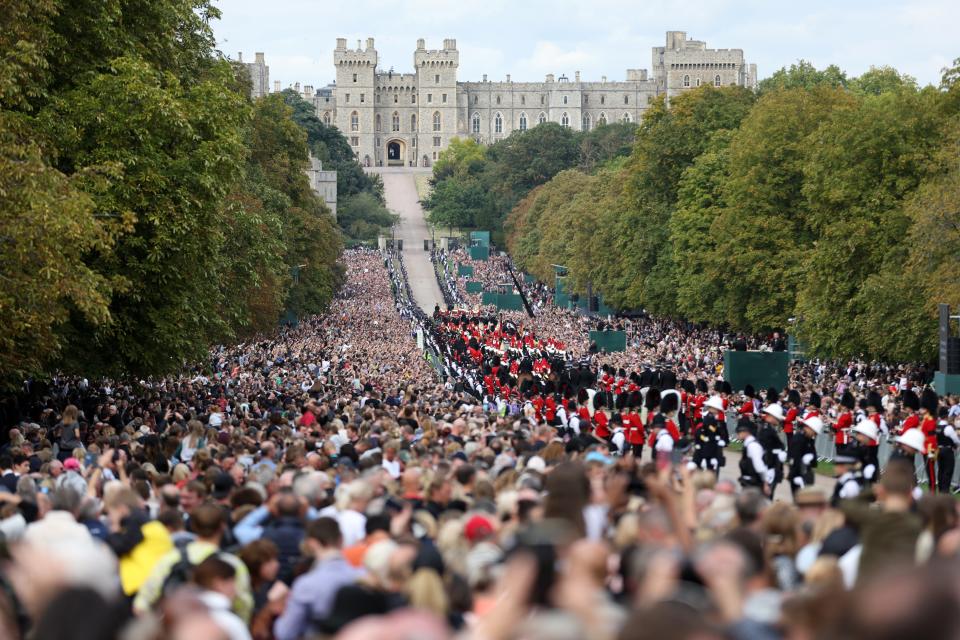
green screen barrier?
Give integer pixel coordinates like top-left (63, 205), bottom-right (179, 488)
top-left (470, 231), bottom-right (491, 247)
top-left (723, 351), bottom-right (789, 393)
top-left (481, 291), bottom-right (524, 310)
top-left (457, 264), bottom-right (474, 277)
top-left (469, 246), bottom-right (489, 261)
top-left (589, 330), bottom-right (627, 352)
top-left (465, 281), bottom-right (483, 293)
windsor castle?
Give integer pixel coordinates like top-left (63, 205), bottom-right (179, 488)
top-left (244, 31), bottom-right (756, 168)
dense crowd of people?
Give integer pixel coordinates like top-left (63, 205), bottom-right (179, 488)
top-left (2, 247), bottom-right (960, 640)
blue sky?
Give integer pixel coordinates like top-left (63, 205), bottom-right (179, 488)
top-left (213, 0), bottom-right (957, 89)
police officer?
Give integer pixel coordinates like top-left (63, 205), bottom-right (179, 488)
top-left (759, 404), bottom-right (787, 498)
top-left (850, 419), bottom-right (881, 485)
top-left (789, 415), bottom-right (822, 498)
top-left (831, 453), bottom-right (863, 507)
top-left (736, 418), bottom-right (770, 496)
top-left (936, 406), bottom-right (960, 493)
top-left (691, 395), bottom-right (727, 477)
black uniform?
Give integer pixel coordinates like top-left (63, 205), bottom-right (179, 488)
top-left (788, 431), bottom-right (817, 497)
top-left (692, 413), bottom-right (726, 476)
top-left (936, 420), bottom-right (958, 493)
top-left (757, 422), bottom-right (786, 496)
top-left (851, 440), bottom-right (880, 485)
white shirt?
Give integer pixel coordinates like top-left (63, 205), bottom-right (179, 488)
top-left (744, 436), bottom-right (768, 475)
top-left (381, 458), bottom-right (401, 479)
top-left (655, 430), bottom-right (674, 453)
top-left (335, 509), bottom-right (367, 547)
top-left (199, 591), bottom-right (252, 640)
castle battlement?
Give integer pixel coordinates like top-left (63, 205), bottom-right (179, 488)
top-left (243, 32), bottom-right (755, 169)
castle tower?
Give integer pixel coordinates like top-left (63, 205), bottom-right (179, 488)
top-left (413, 38), bottom-right (458, 167)
top-left (334, 37), bottom-right (378, 166)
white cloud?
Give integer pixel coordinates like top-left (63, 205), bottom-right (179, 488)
top-left (213, 0), bottom-right (955, 87)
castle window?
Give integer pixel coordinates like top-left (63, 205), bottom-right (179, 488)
top-left (353, 73), bottom-right (357, 83)
top-left (519, 112), bottom-right (527, 131)
top-left (427, 93), bottom-right (432, 103)
top-left (584, 95), bottom-right (589, 104)
top-left (412, 94), bottom-right (416, 103)
top-left (495, 112), bottom-right (503, 133)
top-left (433, 111), bottom-right (441, 131)
top-left (582, 113), bottom-right (591, 131)
top-left (540, 95), bottom-right (545, 105)
top-left (322, 112), bottom-right (331, 125)
top-left (350, 111), bottom-right (359, 131)
top-left (375, 114), bottom-right (382, 132)
top-left (392, 111), bottom-right (399, 132)
top-left (350, 136), bottom-right (358, 146)
top-left (412, 138), bottom-right (417, 147)
top-left (683, 75), bottom-right (690, 87)
top-left (433, 136), bottom-right (441, 147)
top-left (345, 93), bottom-right (350, 102)
top-left (496, 96), bottom-right (501, 105)
top-left (696, 78), bottom-right (701, 87)
top-left (411, 114), bottom-right (417, 131)
top-left (601, 95), bottom-right (605, 105)
top-left (474, 95), bottom-right (478, 104)
top-left (715, 74), bottom-right (721, 87)
top-left (375, 94), bottom-right (380, 103)
top-left (563, 96), bottom-right (568, 105)
top-left (598, 112), bottom-right (607, 126)
top-left (623, 95), bottom-right (628, 104)
top-left (360, 93), bottom-right (365, 102)
top-left (472, 113), bottom-right (481, 133)
top-left (442, 93), bottom-right (447, 103)
top-left (394, 94), bottom-right (398, 103)
top-left (622, 112), bottom-right (631, 123)
top-left (521, 96), bottom-right (525, 106)
top-left (435, 74), bottom-right (440, 83)
top-left (538, 112), bottom-right (546, 125)
top-left (561, 112), bottom-right (569, 127)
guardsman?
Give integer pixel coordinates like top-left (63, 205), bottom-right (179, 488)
top-left (831, 453), bottom-right (863, 507)
top-left (624, 391), bottom-right (645, 459)
top-left (790, 416), bottom-right (822, 498)
top-left (891, 428), bottom-right (925, 464)
top-left (759, 403), bottom-right (787, 497)
top-left (899, 389), bottom-right (920, 435)
top-left (833, 391), bottom-right (855, 453)
top-left (851, 419), bottom-right (880, 485)
top-left (784, 389), bottom-right (802, 459)
top-left (920, 389), bottom-right (939, 492)
top-left (736, 418), bottom-right (771, 496)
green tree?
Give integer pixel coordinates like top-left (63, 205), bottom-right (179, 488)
top-left (795, 87), bottom-right (944, 358)
top-left (849, 66), bottom-right (917, 95)
top-left (759, 60), bottom-right (848, 93)
top-left (337, 191), bottom-right (399, 242)
top-left (707, 87), bottom-right (857, 331)
top-left (423, 179), bottom-right (487, 230)
top-left (578, 121), bottom-right (638, 171)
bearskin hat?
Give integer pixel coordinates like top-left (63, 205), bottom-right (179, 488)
top-left (616, 392), bottom-right (628, 411)
top-left (787, 389), bottom-right (802, 406)
top-left (840, 391), bottom-right (855, 410)
top-left (696, 379), bottom-right (709, 394)
top-left (808, 392), bottom-right (821, 409)
top-left (645, 388), bottom-right (661, 412)
top-left (921, 388), bottom-right (939, 415)
top-left (682, 379), bottom-right (696, 394)
top-left (744, 384), bottom-right (756, 399)
top-left (721, 381), bottom-right (733, 395)
top-left (901, 389), bottom-right (920, 411)
top-left (867, 391), bottom-right (883, 412)
top-left (766, 387), bottom-right (779, 404)
top-left (629, 391), bottom-right (643, 410)
top-left (659, 390), bottom-right (680, 415)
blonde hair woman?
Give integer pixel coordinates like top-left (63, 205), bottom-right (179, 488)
top-left (178, 420), bottom-right (206, 463)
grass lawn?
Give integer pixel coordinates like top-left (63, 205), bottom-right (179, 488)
top-left (414, 174), bottom-right (432, 201)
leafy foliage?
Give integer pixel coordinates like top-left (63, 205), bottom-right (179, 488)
top-left (0, 0), bottom-right (343, 384)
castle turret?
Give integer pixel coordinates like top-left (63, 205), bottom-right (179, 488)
top-left (334, 37), bottom-right (379, 165)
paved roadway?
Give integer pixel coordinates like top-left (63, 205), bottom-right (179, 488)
top-left (372, 168), bottom-right (444, 313)
top-left (372, 169), bottom-right (833, 502)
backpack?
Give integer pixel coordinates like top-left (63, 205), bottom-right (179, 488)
top-left (161, 546), bottom-right (196, 597)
